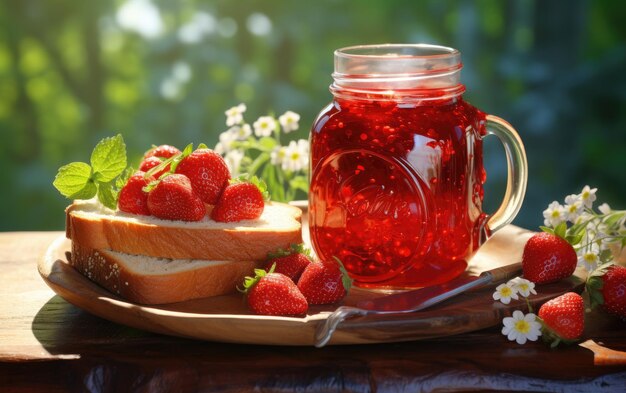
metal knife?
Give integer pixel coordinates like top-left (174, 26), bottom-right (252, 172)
top-left (314, 261), bottom-right (522, 347)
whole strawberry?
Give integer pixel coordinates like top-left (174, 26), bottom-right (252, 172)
top-left (143, 144), bottom-right (181, 160)
top-left (118, 171), bottom-right (154, 215)
top-left (147, 174), bottom-right (206, 221)
top-left (265, 243), bottom-right (312, 282)
top-left (139, 156), bottom-right (169, 179)
top-left (175, 148), bottom-right (230, 204)
top-left (601, 266), bottom-right (626, 319)
top-left (538, 292), bottom-right (584, 347)
top-left (522, 232), bottom-right (577, 284)
top-left (211, 180), bottom-right (265, 223)
top-left (243, 266), bottom-right (308, 316)
top-left (588, 264), bottom-right (626, 320)
top-left (297, 258), bottom-right (352, 305)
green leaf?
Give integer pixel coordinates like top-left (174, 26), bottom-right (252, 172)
top-left (115, 167), bottom-right (134, 189)
top-left (540, 226), bottom-right (554, 235)
top-left (604, 212), bottom-right (626, 227)
top-left (289, 175), bottom-right (309, 193)
top-left (258, 137), bottom-right (278, 150)
top-left (197, 143), bottom-right (208, 149)
top-left (333, 256), bottom-right (353, 294)
top-left (91, 134), bottom-right (127, 183)
top-left (97, 183), bottom-right (117, 210)
top-left (554, 222), bottom-right (567, 239)
top-left (53, 162), bottom-right (96, 199)
top-left (169, 143), bottom-right (194, 173)
top-left (565, 233), bottom-right (584, 246)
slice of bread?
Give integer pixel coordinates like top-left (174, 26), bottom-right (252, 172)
top-left (70, 241), bottom-right (260, 304)
top-left (66, 200), bottom-right (303, 261)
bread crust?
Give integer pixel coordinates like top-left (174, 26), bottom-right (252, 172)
top-left (66, 202), bottom-right (303, 261)
top-left (70, 242), bottom-right (261, 304)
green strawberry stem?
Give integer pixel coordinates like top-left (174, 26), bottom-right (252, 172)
top-left (239, 263), bottom-right (276, 294)
top-left (333, 256), bottom-right (353, 294)
top-left (267, 243), bottom-right (311, 260)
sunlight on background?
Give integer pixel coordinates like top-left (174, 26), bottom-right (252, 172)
top-left (0, 0), bottom-right (624, 230)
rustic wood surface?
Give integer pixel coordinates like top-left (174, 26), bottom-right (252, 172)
top-left (2, 231), bottom-right (626, 392)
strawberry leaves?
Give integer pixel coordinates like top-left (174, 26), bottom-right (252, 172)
top-left (53, 134), bottom-right (130, 209)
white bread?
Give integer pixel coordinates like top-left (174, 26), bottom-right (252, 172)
top-left (66, 200), bottom-right (303, 261)
top-left (70, 241), bottom-right (260, 304)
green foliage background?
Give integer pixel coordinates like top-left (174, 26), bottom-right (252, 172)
top-left (0, 0), bottom-right (625, 230)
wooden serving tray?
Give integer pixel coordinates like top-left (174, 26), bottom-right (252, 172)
top-left (38, 224), bottom-right (585, 346)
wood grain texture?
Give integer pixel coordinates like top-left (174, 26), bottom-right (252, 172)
top-left (2, 231), bottom-right (626, 392)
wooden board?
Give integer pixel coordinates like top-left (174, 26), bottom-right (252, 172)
top-left (38, 226), bottom-right (585, 346)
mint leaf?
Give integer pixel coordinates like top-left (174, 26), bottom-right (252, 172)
top-left (53, 162), bottom-right (97, 199)
top-left (97, 183), bottom-right (117, 210)
top-left (91, 134), bottom-right (127, 183)
top-left (115, 167), bottom-right (134, 189)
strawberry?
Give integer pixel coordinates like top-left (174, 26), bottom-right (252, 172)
top-left (538, 292), bottom-right (584, 347)
top-left (265, 243), bottom-right (312, 282)
top-left (297, 257), bottom-right (352, 305)
top-left (242, 266), bottom-right (308, 316)
top-left (139, 156), bottom-right (169, 179)
top-left (175, 148), bottom-right (230, 204)
top-left (522, 232), bottom-right (577, 284)
top-left (211, 181), bottom-right (264, 223)
top-left (147, 174), bottom-right (206, 221)
top-left (118, 171), bottom-right (154, 215)
top-left (587, 264), bottom-right (626, 320)
top-left (601, 265), bottom-right (626, 319)
top-left (143, 144), bottom-right (181, 160)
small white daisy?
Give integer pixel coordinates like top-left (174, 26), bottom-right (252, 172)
top-left (563, 194), bottom-right (583, 223)
top-left (508, 277), bottom-right (537, 298)
top-left (278, 110), bottom-right (301, 133)
top-left (224, 149), bottom-right (244, 175)
top-left (225, 103), bottom-right (246, 126)
top-left (270, 145), bottom-right (286, 166)
top-left (253, 116), bottom-right (277, 137)
top-left (493, 282), bottom-right (519, 305)
top-left (579, 185), bottom-right (598, 209)
top-left (229, 124), bottom-right (252, 140)
top-left (281, 140), bottom-right (309, 172)
top-left (502, 310), bottom-right (542, 345)
top-left (543, 201), bottom-right (566, 228)
top-left (577, 243), bottom-right (601, 272)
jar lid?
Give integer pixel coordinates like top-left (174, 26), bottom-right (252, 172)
top-left (332, 44), bottom-right (464, 98)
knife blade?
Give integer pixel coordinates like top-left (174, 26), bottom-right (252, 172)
top-left (314, 261), bottom-right (522, 347)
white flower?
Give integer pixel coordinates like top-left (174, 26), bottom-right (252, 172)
top-left (563, 195), bottom-right (584, 223)
top-left (253, 116), bottom-right (276, 137)
top-left (229, 124), bottom-right (252, 141)
top-left (578, 243), bottom-right (600, 272)
top-left (543, 201), bottom-right (566, 227)
top-left (281, 140), bottom-right (309, 172)
top-left (225, 103), bottom-right (246, 126)
top-left (216, 130), bottom-right (238, 153)
top-left (508, 277), bottom-right (537, 298)
top-left (278, 111), bottom-right (301, 133)
top-left (579, 185), bottom-right (598, 209)
top-left (502, 310), bottom-right (542, 345)
top-left (574, 212), bottom-right (594, 225)
top-left (270, 145), bottom-right (286, 165)
top-left (492, 282), bottom-right (519, 304)
top-left (224, 149), bottom-right (244, 175)
top-left (598, 203), bottom-right (611, 215)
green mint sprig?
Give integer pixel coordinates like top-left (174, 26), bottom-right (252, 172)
top-left (53, 134), bottom-right (131, 210)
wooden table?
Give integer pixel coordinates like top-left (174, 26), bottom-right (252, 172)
top-left (1, 232), bottom-right (626, 392)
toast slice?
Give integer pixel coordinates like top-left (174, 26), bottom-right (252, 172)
top-left (70, 241), bottom-right (260, 304)
top-left (66, 200), bottom-right (303, 261)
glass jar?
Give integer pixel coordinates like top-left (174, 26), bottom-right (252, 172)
top-left (309, 44), bottom-right (527, 289)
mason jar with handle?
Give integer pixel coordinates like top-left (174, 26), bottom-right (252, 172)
top-left (309, 44), bottom-right (527, 290)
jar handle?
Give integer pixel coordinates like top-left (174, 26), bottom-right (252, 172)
top-left (484, 115), bottom-right (528, 234)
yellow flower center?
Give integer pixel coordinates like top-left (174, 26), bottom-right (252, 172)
top-left (582, 191), bottom-right (589, 199)
top-left (500, 287), bottom-right (512, 297)
top-left (551, 210), bottom-right (560, 218)
top-left (514, 319), bottom-right (531, 334)
top-left (584, 253), bottom-right (597, 263)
